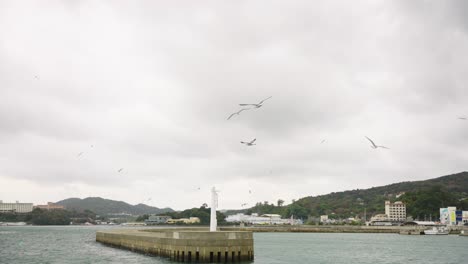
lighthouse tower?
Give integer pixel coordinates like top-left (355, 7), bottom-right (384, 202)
top-left (210, 187), bottom-right (218, 232)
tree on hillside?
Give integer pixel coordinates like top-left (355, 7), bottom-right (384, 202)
top-left (277, 199), bottom-right (284, 207)
top-left (402, 185), bottom-right (460, 220)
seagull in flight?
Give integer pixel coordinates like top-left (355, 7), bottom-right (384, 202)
top-left (77, 152), bottom-right (83, 157)
top-left (227, 108), bottom-right (251, 120)
top-left (241, 203), bottom-right (248, 207)
top-left (365, 136), bottom-right (390, 149)
top-left (239, 96), bottom-right (272, 108)
top-left (321, 139), bottom-right (326, 144)
top-left (241, 138), bottom-right (256, 146)
top-left (459, 117), bottom-right (467, 120)
top-left (118, 168), bottom-right (124, 172)
top-left (249, 190), bottom-right (252, 194)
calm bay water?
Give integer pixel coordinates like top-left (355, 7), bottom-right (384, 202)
top-left (1, 226), bottom-right (467, 264)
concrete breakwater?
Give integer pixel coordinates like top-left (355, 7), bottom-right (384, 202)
top-left (96, 228), bottom-right (254, 263)
top-left (221, 225), bottom-right (404, 233)
top-left (221, 225), bottom-right (464, 235)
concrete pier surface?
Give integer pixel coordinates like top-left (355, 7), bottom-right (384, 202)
top-left (96, 228), bottom-right (254, 263)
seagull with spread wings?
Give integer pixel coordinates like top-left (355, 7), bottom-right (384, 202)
top-left (365, 136), bottom-right (390, 149)
top-left (227, 108), bottom-right (251, 120)
top-left (241, 138), bottom-right (256, 146)
top-left (239, 96), bottom-right (272, 108)
top-left (459, 116), bottom-right (467, 120)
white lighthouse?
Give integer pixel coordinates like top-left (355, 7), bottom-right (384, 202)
top-left (210, 187), bottom-right (218, 232)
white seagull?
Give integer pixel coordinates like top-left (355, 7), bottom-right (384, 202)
top-left (77, 152), bottom-right (83, 157)
top-left (227, 108), bottom-right (251, 120)
top-left (458, 117), bottom-right (467, 120)
top-left (365, 136), bottom-right (390, 149)
top-left (241, 138), bottom-right (256, 146)
top-left (118, 168), bottom-right (124, 172)
top-left (239, 96), bottom-right (272, 108)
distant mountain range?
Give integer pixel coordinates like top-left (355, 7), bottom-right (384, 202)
top-left (55, 197), bottom-right (174, 216)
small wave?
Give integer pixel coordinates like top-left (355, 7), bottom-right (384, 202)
top-left (0, 231), bottom-right (17, 234)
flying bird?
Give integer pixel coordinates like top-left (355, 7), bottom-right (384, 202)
top-left (241, 203), bottom-right (248, 207)
top-left (241, 138), bottom-right (256, 146)
top-left (239, 96), bottom-right (272, 108)
top-left (249, 190), bottom-right (252, 194)
top-left (365, 136), bottom-right (390, 149)
top-left (118, 168), bottom-right (124, 172)
top-left (227, 108), bottom-right (251, 120)
top-left (77, 152), bottom-right (83, 157)
top-left (459, 117), bottom-right (467, 120)
top-left (321, 139), bottom-right (326, 144)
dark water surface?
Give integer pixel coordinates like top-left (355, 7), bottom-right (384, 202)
top-left (1, 226), bottom-right (467, 263)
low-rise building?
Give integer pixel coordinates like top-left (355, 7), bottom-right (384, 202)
top-left (225, 213), bottom-right (303, 225)
top-left (440, 207), bottom-right (457, 225)
top-left (34, 202), bottom-right (65, 210)
top-left (167, 217), bottom-right (200, 224)
top-left (145, 215), bottom-right (171, 225)
top-left (320, 215), bottom-right (328, 223)
top-left (0, 201), bottom-right (33, 213)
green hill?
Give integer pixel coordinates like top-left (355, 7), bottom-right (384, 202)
top-left (237, 171), bottom-right (468, 221)
top-left (56, 197), bottom-right (174, 216)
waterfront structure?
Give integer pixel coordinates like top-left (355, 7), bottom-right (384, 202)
top-left (463, 211), bottom-right (468, 225)
top-left (0, 201), bottom-right (33, 213)
top-left (166, 217), bottom-right (200, 224)
top-left (320, 215), bottom-right (328, 223)
top-left (144, 215), bottom-right (171, 225)
top-left (225, 213), bottom-right (303, 225)
top-left (96, 187), bottom-right (254, 262)
top-left (440, 207), bottom-right (457, 225)
top-left (385, 201), bottom-right (406, 222)
top-left (210, 187), bottom-right (218, 232)
top-left (96, 228), bottom-right (254, 262)
top-left (34, 202), bottom-right (64, 210)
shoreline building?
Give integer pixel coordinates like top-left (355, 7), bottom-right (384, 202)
top-left (34, 202), bottom-right (64, 210)
top-left (439, 207), bottom-right (468, 226)
top-left (0, 201), bottom-right (34, 213)
top-left (226, 213), bottom-right (303, 225)
top-left (145, 215), bottom-right (172, 225)
top-left (385, 201), bottom-right (406, 222)
top-left (166, 217), bottom-right (200, 224)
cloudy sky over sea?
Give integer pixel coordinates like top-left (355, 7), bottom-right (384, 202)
top-left (1, 1), bottom-right (467, 210)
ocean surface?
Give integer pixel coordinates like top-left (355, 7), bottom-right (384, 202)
top-left (1, 226), bottom-right (467, 264)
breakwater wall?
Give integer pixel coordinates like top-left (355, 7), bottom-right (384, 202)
top-left (96, 228), bottom-right (253, 262)
top-left (221, 225), bottom-right (464, 234)
top-left (221, 225), bottom-right (403, 233)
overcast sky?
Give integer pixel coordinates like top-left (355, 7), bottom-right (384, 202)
top-left (0, 1), bottom-right (467, 210)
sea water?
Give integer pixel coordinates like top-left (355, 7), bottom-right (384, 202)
top-left (1, 226), bottom-right (467, 264)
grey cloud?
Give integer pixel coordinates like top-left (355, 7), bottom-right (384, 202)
top-left (0, 1), bottom-right (467, 209)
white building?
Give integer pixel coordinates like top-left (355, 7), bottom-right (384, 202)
top-left (440, 207), bottom-right (457, 225)
top-left (0, 201), bottom-right (34, 213)
top-left (385, 201), bottom-right (406, 222)
top-left (226, 213), bottom-right (302, 225)
top-left (320, 215), bottom-right (328, 223)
